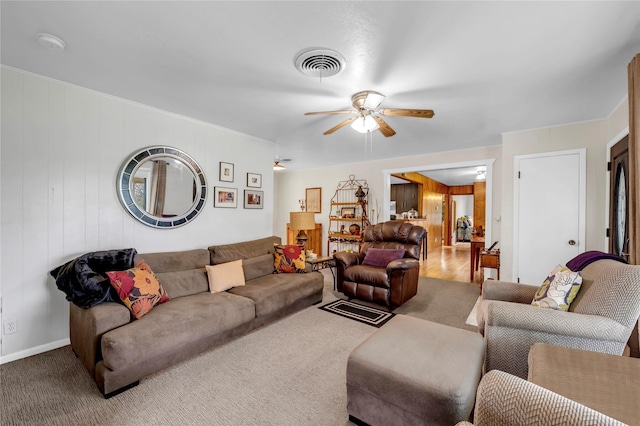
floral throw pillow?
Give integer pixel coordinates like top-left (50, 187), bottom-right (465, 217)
top-left (273, 244), bottom-right (306, 273)
top-left (107, 260), bottom-right (170, 319)
top-left (531, 265), bottom-right (582, 311)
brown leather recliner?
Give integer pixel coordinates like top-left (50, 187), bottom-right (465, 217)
top-left (334, 220), bottom-right (426, 311)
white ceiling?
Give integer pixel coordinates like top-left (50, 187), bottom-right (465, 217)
top-left (2, 1), bottom-right (639, 171)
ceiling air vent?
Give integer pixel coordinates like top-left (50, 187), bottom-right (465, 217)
top-left (294, 48), bottom-right (346, 78)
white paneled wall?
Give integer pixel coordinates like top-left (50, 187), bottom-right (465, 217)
top-left (0, 68), bottom-right (275, 360)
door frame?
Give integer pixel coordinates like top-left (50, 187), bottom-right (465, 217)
top-left (382, 158), bottom-right (496, 247)
top-left (605, 127), bottom-right (630, 252)
top-left (512, 149), bottom-right (586, 282)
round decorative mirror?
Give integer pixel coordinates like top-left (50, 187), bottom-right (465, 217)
top-left (117, 146), bottom-right (207, 228)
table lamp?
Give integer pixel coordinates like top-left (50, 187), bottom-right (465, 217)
top-left (290, 211), bottom-right (316, 248)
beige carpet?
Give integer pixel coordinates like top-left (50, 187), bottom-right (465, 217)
top-left (1, 272), bottom-right (480, 425)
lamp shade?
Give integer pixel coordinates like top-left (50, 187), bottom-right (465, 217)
top-left (290, 211), bottom-right (315, 230)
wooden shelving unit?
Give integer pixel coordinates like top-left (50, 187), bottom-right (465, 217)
top-left (327, 175), bottom-right (370, 254)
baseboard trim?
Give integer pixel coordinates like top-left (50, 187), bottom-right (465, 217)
top-left (0, 338), bottom-right (70, 365)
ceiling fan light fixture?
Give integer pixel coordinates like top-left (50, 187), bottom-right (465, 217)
top-left (273, 161), bottom-right (286, 170)
top-left (351, 115), bottom-right (379, 133)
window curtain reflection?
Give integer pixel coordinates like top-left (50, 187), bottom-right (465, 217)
top-left (149, 160), bottom-right (167, 217)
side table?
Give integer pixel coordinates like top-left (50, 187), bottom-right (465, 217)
top-left (306, 256), bottom-right (336, 290)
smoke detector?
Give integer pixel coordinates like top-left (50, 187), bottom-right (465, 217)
top-left (294, 48), bottom-right (345, 78)
top-left (37, 33), bottom-right (66, 50)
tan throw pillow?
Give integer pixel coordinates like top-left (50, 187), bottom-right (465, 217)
top-left (205, 260), bottom-right (245, 293)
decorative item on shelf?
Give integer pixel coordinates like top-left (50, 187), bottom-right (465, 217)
top-left (341, 207), bottom-right (356, 218)
top-left (340, 225), bottom-right (346, 234)
top-left (306, 250), bottom-right (318, 260)
top-left (349, 224), bottom-right (361, 235)
top-left (290, 211), bottom-right (316, 249)
top-left (355, 185), bottom-right (367, 203)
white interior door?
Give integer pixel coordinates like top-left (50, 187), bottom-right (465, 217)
top-left (514, 150), bottom-right (585, 284)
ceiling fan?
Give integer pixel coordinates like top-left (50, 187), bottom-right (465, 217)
top-left (304, 90), bottom-right (434, 137)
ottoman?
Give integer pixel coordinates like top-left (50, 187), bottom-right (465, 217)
top-left (346, 315), bottom-right (484, 426)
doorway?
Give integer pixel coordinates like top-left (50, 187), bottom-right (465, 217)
top-left (383, 159), bottom-right (495, 283)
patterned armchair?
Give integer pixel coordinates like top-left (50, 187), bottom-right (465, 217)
top-left (334, 221), bottom-right (426, 311)
top-left (456, 370), bottom-right (625, 426)
top-left (476, 259), bottom-right (640, 378)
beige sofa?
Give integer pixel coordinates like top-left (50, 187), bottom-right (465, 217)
top-left (69, 236), bottom-right (324, 397)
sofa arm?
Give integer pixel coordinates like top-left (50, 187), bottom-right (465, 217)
top-left (468, 370), bottom-right (624, 426)
top-left (486, 301), bottom-right (628, 341)
top-left (484, 301), bottom-right (629, 378)
top-left (69, 302), bottom-right (131, 379)
top-left (481, 280), bottom-right (538, 304)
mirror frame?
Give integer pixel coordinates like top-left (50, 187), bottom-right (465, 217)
top-left (117, 146), bottom-right (207, 229)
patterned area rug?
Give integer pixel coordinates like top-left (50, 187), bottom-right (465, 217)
top-left (319, 299), bottom-right (395, 327)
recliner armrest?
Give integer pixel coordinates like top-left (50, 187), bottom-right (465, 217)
top-left (386, 258), bottom-right (419, 271)
top-left (333, 251), bottom-right (361, 269)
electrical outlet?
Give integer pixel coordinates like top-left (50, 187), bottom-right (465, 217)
top-left (3, 319), bottom-right (17, 335)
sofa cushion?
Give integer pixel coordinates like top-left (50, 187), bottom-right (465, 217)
top-left (206, 260), bottom-right (245, 293)
top-left (135, 249), bottom-right (211, 299)
top-left (153, 268), bottom-right (209, 299)
top-left (106, 261), bottom-right (170, 319)
top-left (135, 249), bottom-right (210, 273)
top-left (229, 272), bottom-right (323, 317)
top-left (208, 236), bottom-right (281, 265)
top-left (344, 265), bottom-right (391, 288)
top-left (242, 254), bottom-right (275, 281)
top-left (274, 244), bottom-right (306, 273)
top-left (101, 292), bottom-right (255, 371)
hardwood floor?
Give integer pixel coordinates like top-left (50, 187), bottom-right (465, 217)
top-left (419, 243), bottom-right (484, 285)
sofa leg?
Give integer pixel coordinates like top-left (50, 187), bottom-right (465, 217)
top-left (348, 415), bottom-right (370, 426)
top-left (102, 380), bottom-right (140, 399)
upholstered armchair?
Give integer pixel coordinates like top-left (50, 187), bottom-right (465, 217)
top-left (476, 259), bottom-right (640, 379)
top-left (333, 221), bottom-right (426, 311)
top-left (455, 370), bottom-right (625, 426)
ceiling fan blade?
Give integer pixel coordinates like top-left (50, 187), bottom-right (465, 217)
top-left (379, 108), bottom-right (434, 118)
top-left (373, 116), bottom-right (396, 137)
top-left (324, 117), bottom-right (358, 135)
top-left (304, 110), bottom-right (353, 116)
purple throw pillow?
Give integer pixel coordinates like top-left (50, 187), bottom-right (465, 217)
top-left (362, 248), bottom-right (406, 268)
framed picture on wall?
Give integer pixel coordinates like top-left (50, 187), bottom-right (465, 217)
top-left (214, 187), bottom-right (237, 208)
top-left (305, 187), bottom-right (321, 213)
top-left (219, 162), bottom-right (234, 182)
top-left (247, 172), bottom-right (262, 188)
top-left (244, 190), bottom-right (264, 209)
